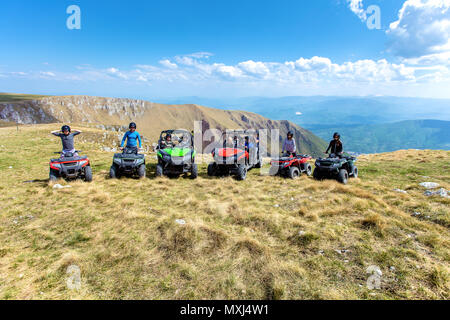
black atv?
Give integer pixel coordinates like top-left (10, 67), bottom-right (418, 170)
top-left (156, 129), bottom-right (197, 179)
top-left (207, 130), bottom-right (261, 181)
top-left (110, 147), bottom-right (146, 179)
top-left (313, 153), bottom-right (358, 184)
top-left (49, 151), bottom-right (93, 182)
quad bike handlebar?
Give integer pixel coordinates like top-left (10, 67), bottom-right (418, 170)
top-left (54, 151), bottom-right (82, 154)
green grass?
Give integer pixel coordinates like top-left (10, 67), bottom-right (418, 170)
top-left (0, 124), bottom-right (448, 300)
top-left (0, 93), bottom-right (49, 103)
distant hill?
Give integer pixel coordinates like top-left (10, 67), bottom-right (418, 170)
top-left (0, 94), bottom-right (326, 157)
top-left (312, 120), bottom-right (450, 153)
top-left (160, 96), bottom-right (450, 127)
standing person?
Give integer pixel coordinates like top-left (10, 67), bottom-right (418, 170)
top-left (51, 125), bottom-right (82, 157)
top-left (325, 132), bottom-right (343, 157)
top-left (120, 122), bottom-right (142, 154)
top-left (282, 131), bottom-right (297, 157)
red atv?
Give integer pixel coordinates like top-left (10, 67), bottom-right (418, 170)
top-left (49, 151), bottom-right (93, 182)
top-left (269, 154), bottom-right (312, 179)
top-left (207, 131), bottom-right (261, 181)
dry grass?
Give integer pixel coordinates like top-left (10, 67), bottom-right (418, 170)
top-left (0, 124), bottom-right (449, 300)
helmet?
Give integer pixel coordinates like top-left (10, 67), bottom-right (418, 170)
top-left (333, 132), bottom-right (340, 139)
top-left (61, 125), bottom-right (71, 133)
top-left (129, 122), bottom-right (137, 129)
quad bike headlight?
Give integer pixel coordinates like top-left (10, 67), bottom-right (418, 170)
top-left (79, 160), bottom-right (88, 166)
top-left (51, 163), bottom-right (61, 170)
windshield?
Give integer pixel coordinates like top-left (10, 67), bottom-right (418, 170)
top-left (159, 130), bottom-right (192, 148)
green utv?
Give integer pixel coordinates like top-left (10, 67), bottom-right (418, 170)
top-left (156, 129), bottom-right (198, 179)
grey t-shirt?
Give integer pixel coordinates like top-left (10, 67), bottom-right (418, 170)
top-left (53, 132), bottom-right (80, 151)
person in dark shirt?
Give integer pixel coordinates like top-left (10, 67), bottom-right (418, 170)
top-left (51, 125), bottom-right (82, 157)
top-left (325, 132), bottom-right (343, 157)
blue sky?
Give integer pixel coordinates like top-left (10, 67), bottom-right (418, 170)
top-left (1, 0), bottom-right (449, 99)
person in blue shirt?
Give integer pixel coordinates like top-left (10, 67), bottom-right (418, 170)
top-left (120, 122), bottom-right (142, 154)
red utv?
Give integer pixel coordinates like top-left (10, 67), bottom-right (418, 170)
top-left (269, 154), bottom-right (312, 179)
top-left (207, 131), bottom-right (261, 181)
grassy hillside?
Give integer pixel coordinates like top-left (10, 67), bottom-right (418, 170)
top-left (312, 120), bottom-right (450, 153)
top-left (0, 124), bottom-right (448, 300)
top-left (0, 93), bottom-right (49, 103)
top-left (0, 95), bottom-right (326, 157)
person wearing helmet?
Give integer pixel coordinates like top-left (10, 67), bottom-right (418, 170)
top-left (325, 132), bottom-right (343, 157)
top-left (51, 125), bottom-right (82, 157)
top-left (120, 122), bottom-right (142, 154)
top-left (161, 133), bottom-right (174, 148)
top-left (282, 131), bottom-right (297, 157)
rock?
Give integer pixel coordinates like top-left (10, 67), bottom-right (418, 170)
top-left (318, 250), bottom-right (324, 255)
top-left (53, 184), bottom-right (71, 189)
top-left (175, 219), bottom-right (186, 225)
top-left (424, 188), bottom-right (449, 198)
top-left (394, 189), bottom-right (407, 194)
top-left (419, 182), bottom-right (439, 189)
top-left (389, 266), bottom-right (396, 271)
top-left (412, 212), bottom-right (421, 217)
top-left (273, 204), bottom-right (280, 208)
top-left (298, 231), bottom-right (306, 236)
top-left (8, 166), bottom-right (12, 169)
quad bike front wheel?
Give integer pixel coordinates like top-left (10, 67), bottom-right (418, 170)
top-left (110, 165), bottom-right (118, 179)
top-left (191, 163), bottom-right (198, 179)
top-left (351, 166), bottom-right (358, 178)
top-left (207, 163), bottom-right (216, 177)
top-left (156, 164), bottom-right (164, 177)
top-left (288, 167), bottom-right (300, 179)
top-left (84, 166), bottom-right (93, 182)
top-left (49, 169), bottom-right (59, 182)
top-left (313, 168), bottom-right (323, 180)
top-left (338, 169), bottom-right (348, 185)
top-left (138, 164), bottom-right (146, 179)
top-left (303, 163), bottom-right (313, 176)
top-left (236, 164), bottom-right (247, 181)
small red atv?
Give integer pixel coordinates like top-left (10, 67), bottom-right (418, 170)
top-left (269, 154), bottom-right (312, 179)
top-left (49, 151), bottom-right (93, 182)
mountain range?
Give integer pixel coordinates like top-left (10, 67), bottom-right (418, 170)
top-left (0, 93), bottom-right (326, 157)
top-left (159, 96), bottom-right (450, 153)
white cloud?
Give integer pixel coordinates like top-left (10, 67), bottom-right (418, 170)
top-left (159, 59), bottom-right (178, 69)
top-left (106, 67), bottom-right (128, 80)
top-left (3, 51), bottom-right (450, 98)
top-left (347, 0), bottom-right (367, 21)
top-left (237, 60), bottom-right (271, 78)
top-left (387, 0), bottom-right (450, 64)
top-left (40, 71), bottom-right (56, 78)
